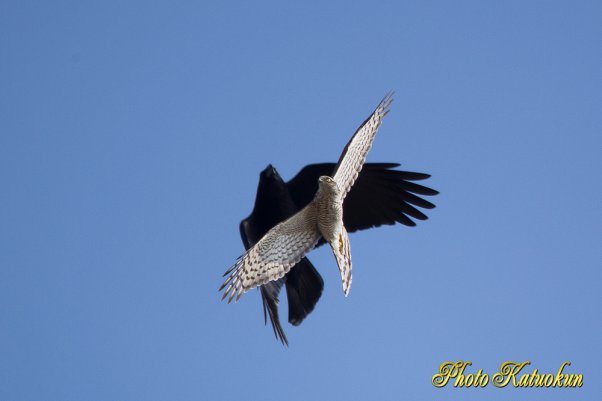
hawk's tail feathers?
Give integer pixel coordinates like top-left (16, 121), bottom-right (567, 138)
top-left (331, 227), bottom-right (352, 296)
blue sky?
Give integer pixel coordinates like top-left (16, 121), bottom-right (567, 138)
top-left (1, 1), bottom-right (600, 400)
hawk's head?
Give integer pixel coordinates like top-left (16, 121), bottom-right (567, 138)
top-left (317, 176), bottom-right (341, 197)
top-left (318, 175), bottom-right (335, 184)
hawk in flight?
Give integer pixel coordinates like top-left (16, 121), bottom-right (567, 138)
top-left (220, 93), bottom-right (438, 344)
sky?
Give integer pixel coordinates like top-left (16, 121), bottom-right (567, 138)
top-left (1, 1), bottom-right (601, 400)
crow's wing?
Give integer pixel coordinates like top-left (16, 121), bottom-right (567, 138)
top-left (259, 281), bottom-right (287, 345)
top-left (285, 261), bottom-right (324, 326)
top-left (287, 163), bottom-right (438, 233)
top-left (257, 260), bottom-right (324, 346)
top-left (342, 164), bottom-right (438, 229)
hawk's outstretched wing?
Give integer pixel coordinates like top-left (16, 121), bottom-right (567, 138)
top-left (220, 205), bottom-right (321, 303)
top-left (333, 92), bottom-right (393, 199)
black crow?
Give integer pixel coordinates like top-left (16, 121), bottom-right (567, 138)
top-left (239, 162), bottom-right (438, 345)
